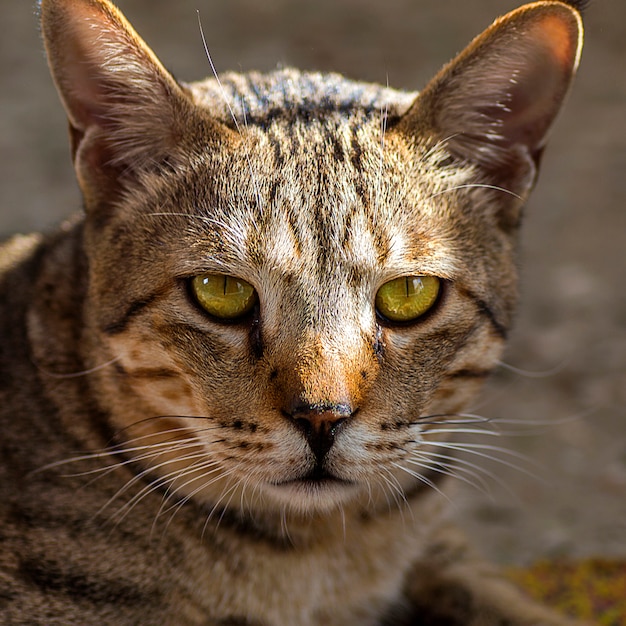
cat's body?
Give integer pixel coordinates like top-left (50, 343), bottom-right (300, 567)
top-left (0, 1), bottom-right (585, 624)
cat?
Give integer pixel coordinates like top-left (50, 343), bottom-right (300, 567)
top-left (0, 0), bottom-right (586, 624)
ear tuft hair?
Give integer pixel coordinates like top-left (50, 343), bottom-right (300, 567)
top-left (395, 1), bottom-right (583, 195)
top-left (40, 0), bottom-right (233, 210)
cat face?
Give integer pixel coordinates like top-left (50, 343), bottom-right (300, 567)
top-left (41, 0), bottom-right (582, 515)
top-left (86, 109), bottom-right (512, 513)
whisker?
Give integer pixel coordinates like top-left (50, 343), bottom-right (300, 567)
top-left (409, 449), bottom-right (499, 493)
top-left (414, 449), bottom-right (519, 499)
top-left (416, 449), bottom-right (505, 482)
top-left (157, 458), bottom-right (226, 516)
top-left (370, 473), bottom-right (394, 513)
top-left (391, 461), bottom-right (451, 504)
top-left (280, 505), bottom-right (293, 544)
top-left (425, 183), bottom-right (521, 201)
top-left (411, 412), bottom-right (495, 425)
top-left (404, 455), bottom-right (492, 498)
top-left (412, 411), bottom-right (569, 438)
top-left (113, 458), bottom-right (225, 531)
top-left (379, 467), bottom-right (409, 518)
top-left (202, 474), bottom-right (243, 538)
top-left (363, 475), bottom-right (375, 509)
top-left (100, 449), bottom-right (212, 521)
top-left (483, 408), bottom-right (598, 435)
top-left (157, 462), bottom-right (229, 532)
top-left (241, 94), bottom-right (249, 130)
top-left (427, 440), bottom-right (538, 463)
top-left (197, 11), bottom-right (241, 133)
top-left (238, 471), bottom-right (255, 519)
top-left (496, 358), bottom-right (571, 378)
top-left (35, 428), bottom-right (207, 475)
top-left (494, 407), bottom-right (597, 426)
top-left (422, 427), bottom-right (502, 437)
top-left (373, 97), bottom-right (390, 225)
top-left (416, 408), bottom-right (596, 437)
top-left (46, 448), bottom-right (174, 490)
top-left (55, 440), bottom-right (203, 487)
top-left (424, 441), bottom-right (543, 481)
top-left (108, 415), bottom-right (220, 442)
top-left (36, 355), bottom-right (120, 379)
top-left (196, 12), bottom-right (264, 216)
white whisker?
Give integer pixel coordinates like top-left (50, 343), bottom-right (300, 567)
top-left (405, 454), bottom-right (493, 497)
top-left (414, 412), bottom-right (495, 425)
top-left (496, 358), bottom-right (570, 378)
top-left (415, 449), bottom-right (519, 499)
top-left (379, 467), bottom-right (409, 517)
top-left (202, 474), bottom-right (243, 538)
top-left (425, 183), bottom-right (520, 201)
top-left (100, 449), bottom-right (212, 521)
top-left (196, 12), bottom-right (264, 216)
top-left (422, 427), bottom-right (502, 437)
top-left (424, 441), bottom-right (543, 481)
top-left (391, 461), bottom-right (451, 504)
top-left (37, 355), bottom-right (120, 379)
top-left (33, 428), bottom-right (203, 476)
top-left (157, 462), bottom-right (229, 532)
top-left (197, 12), bottom-right (241, 133)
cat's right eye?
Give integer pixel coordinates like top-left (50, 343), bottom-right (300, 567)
top-left (375, 275), bottom-right (440, 323)
top-left (190, 274), bottom-right (258, 320)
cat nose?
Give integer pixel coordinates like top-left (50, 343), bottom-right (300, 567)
top-left (288, 403), bottom-right (351, 461)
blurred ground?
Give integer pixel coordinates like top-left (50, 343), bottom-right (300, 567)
top-left (1, 0), bottom-right (624, 566)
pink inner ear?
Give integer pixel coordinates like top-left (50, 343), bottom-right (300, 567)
top-left (43, 0), bottom-right (173, 133)
top-left (60, 27), bottom-right (111, 130)
top-left (537, 14), bottom-right (581, 70)
top-left (400, 2), bottom-right (583, 177)
top-left (46, 11), bottom-right (128, 130)
top-left (501, 12), bottom-right (582, 150)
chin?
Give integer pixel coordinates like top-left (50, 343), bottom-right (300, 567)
top-left (263, 476), bottom-right (361, 515)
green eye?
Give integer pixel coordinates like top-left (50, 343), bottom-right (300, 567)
top-left (191, 274), bottom-right (257, 320)
top-left (375, 276), bottom-right (440, 322)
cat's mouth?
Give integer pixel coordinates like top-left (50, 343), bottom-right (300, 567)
top-left (268, 470), bottom-right (357, 510)
top-left (262, 469), bottom-right (359, 512)
top-left (277, 468), bottom-right (353, 487)
top-left (270, 467), bottom-right (355, 494)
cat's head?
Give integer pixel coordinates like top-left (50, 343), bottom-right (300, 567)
top-left (40, 0), bottom-right (582, 516)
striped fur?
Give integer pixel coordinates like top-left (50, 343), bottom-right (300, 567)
top-left (0, 1), bottom-right (585, 624)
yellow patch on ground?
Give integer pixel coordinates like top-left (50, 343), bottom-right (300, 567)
top-left (509, 559), bottom-right (626, 625)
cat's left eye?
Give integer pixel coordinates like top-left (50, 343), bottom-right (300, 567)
top-left (190, 274), bottom-right (257, 320)
top-left (375, 275), bottom-right (440, 323)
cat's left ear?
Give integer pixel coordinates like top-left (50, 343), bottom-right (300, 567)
top-left (40, 0), bottom-right (235, 209)
top-left (396, 1), bottom-right (583, 193)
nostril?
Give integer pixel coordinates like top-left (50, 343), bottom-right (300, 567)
top-left (287, 404), bottom-right (352, 461)
top-left (293, 416), bottom-right (313, 437)
top-left (291, 407), bottom-right (349, 438)
top-left (327, 417), bottom-right (347, 438)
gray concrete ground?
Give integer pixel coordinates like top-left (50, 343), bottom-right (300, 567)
top-left (1, 0), bottom-right (625, 566)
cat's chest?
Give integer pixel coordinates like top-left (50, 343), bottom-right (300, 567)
top-left (164, 501), bottom-right (438, 626)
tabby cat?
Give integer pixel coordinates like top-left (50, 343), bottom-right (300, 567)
top-left (0, 0), bottom-right (585, 624)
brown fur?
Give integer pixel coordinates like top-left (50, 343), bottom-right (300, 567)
top-left (0, 1), bottom-right (586, 624)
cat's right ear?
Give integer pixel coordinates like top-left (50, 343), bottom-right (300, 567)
top-left (40, 0), bottom-right (234, 209)
top-left (396, 1), bottom-right (583, 196)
